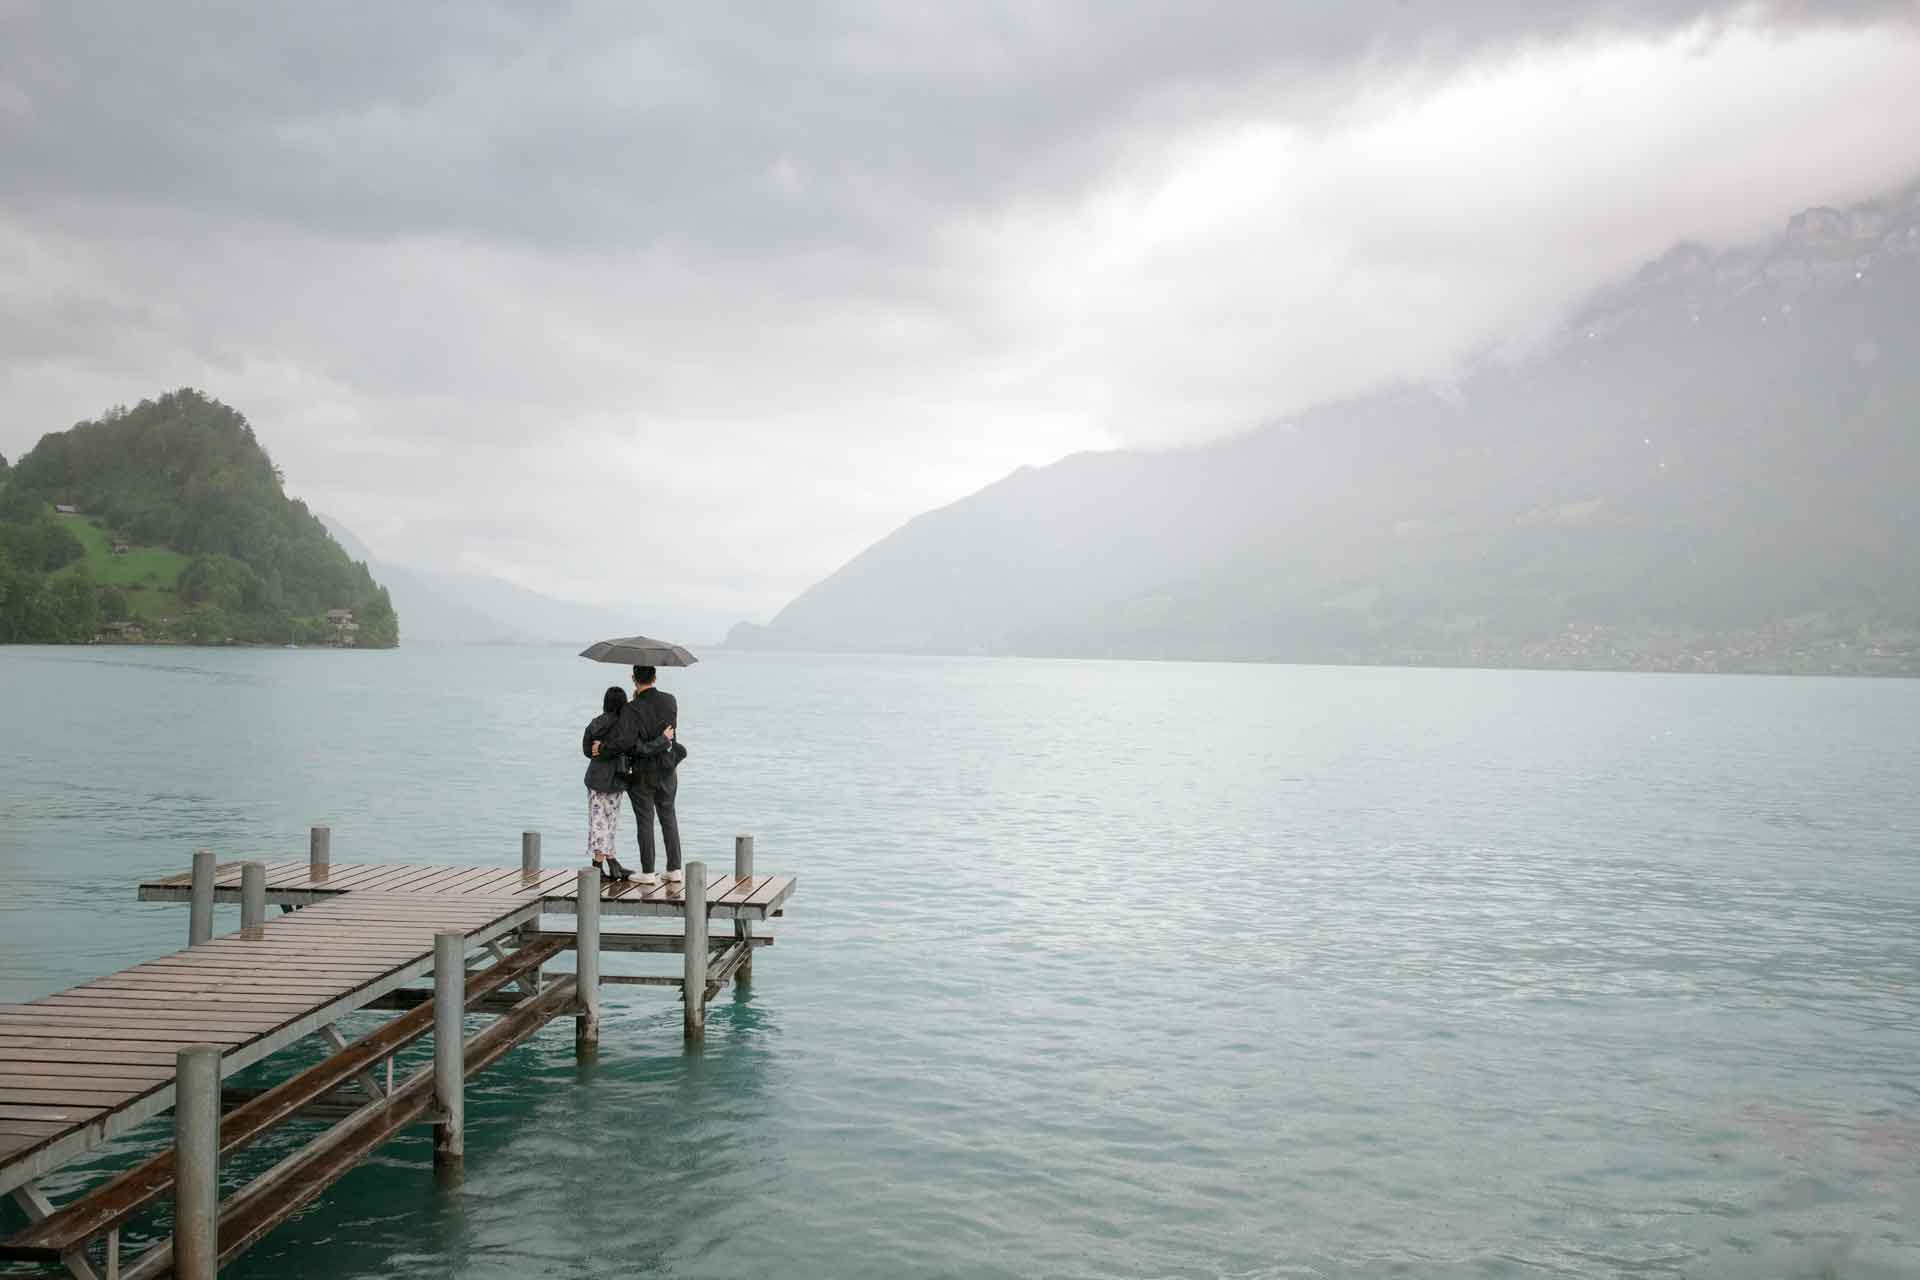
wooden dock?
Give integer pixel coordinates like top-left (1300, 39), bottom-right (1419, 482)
top-left (0, 829), bottom-right (795, 1278)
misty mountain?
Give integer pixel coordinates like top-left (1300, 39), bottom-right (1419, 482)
top-left (318, 516), bottom-right (731, 647)
top-left (730, 183), bottom-right (1920, 674)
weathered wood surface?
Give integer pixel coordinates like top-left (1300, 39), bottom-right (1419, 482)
top-left (0, 891), bottom-right (540, 1196)
top-left (0, 935), bottom-right (569, 1263)
top-left (138, 861), bottom-right (798, 919)
top-left (5, 855), bottom-right (796, 1200)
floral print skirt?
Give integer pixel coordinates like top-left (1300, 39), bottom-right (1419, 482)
top-left (586, 789), bottom-right (622, 859)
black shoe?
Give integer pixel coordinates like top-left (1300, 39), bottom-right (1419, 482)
top-left (595, 861), bottom-right (614, 881)
top-left (606, 858), bottom-right (634, 882)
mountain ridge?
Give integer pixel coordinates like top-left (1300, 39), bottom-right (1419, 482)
top-left (728, 181), bottom-right (1920, 674)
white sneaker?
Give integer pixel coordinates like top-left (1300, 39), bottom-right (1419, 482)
top-left (635, 872), bottom-right (660, 887)
top-left (665, 868), bottom-right (685, 884)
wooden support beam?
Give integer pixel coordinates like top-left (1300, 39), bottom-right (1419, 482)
top-left (522, 929), bottom-right (771, 953)
top-left (360, 989), bottom-right (526, 1016)
top-left (431, 933), bottom-right (464, 1170)
top-left (313, 1026), bottom-right (385, 1101)
top-left (683, 861), bottom-right (708, 1042)
top-left (187, 852), bottom-right (214, 949)
top-left (171, 1045), bottom-right (219, 1280)
top-left (575, 868), bottom-right (600, 1052)
top-left (309, 825), bottom-right (330, 879)
top-left (6, 1183), bottom-right (101, 1280)
top-left (119, 977), bottom-right (578, 1280)
top-left (239, 862), bottom-right (266, 933)
top-left (733, 835), bottom-right (754, 981)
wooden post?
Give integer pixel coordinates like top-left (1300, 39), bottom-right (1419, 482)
top-left (188, 849), bottom-right (215, 947)
top-left (240, 860), bottom-right (266, 931)
top-left (733, 835), bottom-right (754, 981)
top-left (173, 1044), bottom-right (220, 1280)
top-left (521, 831), bottom-right (541, 876)
top-left (574, 867), bottom-right (600, 1051)
top-left (432, 932), bottom-right (464, 1169)
top-left (309, 824), bottom-right (330, 879)
top-left (683, 859), bottom-right (708, 1041)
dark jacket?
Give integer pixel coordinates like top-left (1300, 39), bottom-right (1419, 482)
top-left (597, 687), bottom-right (680, 780)
top-left (582, 711), bottom-right (627, 793)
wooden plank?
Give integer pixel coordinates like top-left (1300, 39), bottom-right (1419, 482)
top-left (0, 1103), bottom-right (108, 1122)
top-left (123, 953), bottom-right (409, 973)
top-left (60, 979), bottom-right (376, 1002)
top-left (4, 1004), bottom-right (287, 1028)
top-left (711, 874), bottom-right (774, 907)
top-left (0, 1067), bottom-right (172, 1087)
top-left (39, 992), bottom-right (320, 1013)
top-left (0, 1046), bottom-right (184, 1067)
top-left (0, 1025), bottom-right (252, 1046)
top-left (379, 866), bottom-right (476, 896)
top-left (452, 867), bottom-right (533, 896)
top-left (60, 978), bottom-right (368, 1001)
top-left (0, 1049), bottom-right (183, 1070)
top-left (0, 1013), bottom-right (280, 1028)
top-left (0, 1121), bottom-right (69, 1137)
top-left (0, 1088), bottom-right (132, 1109)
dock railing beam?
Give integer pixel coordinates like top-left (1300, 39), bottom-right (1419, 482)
top-left (574, 867), bottom-right (600, 1051)
top-left (734, 835), bottom-right (754, 982)
top-left (432, 932), bottom-right (464, 1169)
top-left (187, 850), bottom-right (215, 947)
top-left (309, 824), bottom-right (330, 879)
top-left (173, 1044), bottom-right (221, 1280)
top-left (683, 860), bottom-right (708, 1041)
top-left (241, 860), bottom-right (266, 932)
top-left (521, 831), bottom-right (541, 876)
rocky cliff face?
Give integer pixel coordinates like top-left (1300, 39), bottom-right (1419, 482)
top-left (730, 182), bottom-right (1920, 673)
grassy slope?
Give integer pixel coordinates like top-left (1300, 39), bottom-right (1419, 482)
top-left (59, 514), bottom-right (189, 618)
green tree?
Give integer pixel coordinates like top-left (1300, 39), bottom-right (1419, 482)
top-left (45, 570), bottom-right (99, 640)
top-left (179, 552), bottom-right (263, 613)
top-left (178, 603), bottom-right (230, 645)
top-left (96, 583), bottom-right (130, 621)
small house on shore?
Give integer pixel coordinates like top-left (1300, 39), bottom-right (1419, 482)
top-left (54, 503), bottom-right (78, 515)
top-left (99, 621), bottom-right (146, 643)
top-left (326, 608), bottom-right (358, 648)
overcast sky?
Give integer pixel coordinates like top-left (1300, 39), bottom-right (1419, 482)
top-left (4, 1), bottom-right (1919, 628)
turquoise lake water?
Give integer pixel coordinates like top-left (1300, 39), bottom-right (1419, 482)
top-left (1, 645), bottom-right (1917, 1278)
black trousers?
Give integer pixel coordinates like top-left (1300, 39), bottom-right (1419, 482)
top-left (626, 768), bottom-right (681, 874)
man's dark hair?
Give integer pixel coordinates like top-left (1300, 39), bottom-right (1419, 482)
top-left (632, 664), bottom-right (656, 687)
top-left (602, 686), bottom-right (627, 716)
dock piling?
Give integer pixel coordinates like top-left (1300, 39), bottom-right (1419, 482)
top-left (521, 831), bottom-right (541, 876)
top-left (432, 933), bottom-right (465, 1169)
top-left (173, 1044), bottom-right (221, 1280)
top-left (574, 868), bottom-right (600, 1051)
top-left (734, 835), bottom-right (754, 982)
top-left (309, 825), bottom-right (330, 879)
top-left (684, 860), bottom-right (708, 1041)
top-left (240, 861), bottom-right (267, 931)
top-left (187, 850), bottom-right (215, 947)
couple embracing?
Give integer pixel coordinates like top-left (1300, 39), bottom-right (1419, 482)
top-left (582, 664), bottom-right (687, 885)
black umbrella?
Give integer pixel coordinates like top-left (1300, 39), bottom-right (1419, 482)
top-left (578, 634), bottom-right (699, 667)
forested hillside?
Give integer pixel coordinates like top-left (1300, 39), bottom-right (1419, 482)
top-left (0, 389), bottom-right (397, 646)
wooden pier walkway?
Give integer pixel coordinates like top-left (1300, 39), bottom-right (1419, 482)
top-left (0, 829), bottom-right (795, 1278)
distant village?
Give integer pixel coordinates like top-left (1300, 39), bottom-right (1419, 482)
top-left (96, 608), bottom-right (361, 647)
top-left (1387, 620), bottom-right (1920, 678)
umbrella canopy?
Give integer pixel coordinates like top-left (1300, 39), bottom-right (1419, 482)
top-left (578, 635), bottom-right (699, 667)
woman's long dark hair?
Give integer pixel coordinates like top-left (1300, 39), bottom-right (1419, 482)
top-left (602, 686), bottom-right (627, 716)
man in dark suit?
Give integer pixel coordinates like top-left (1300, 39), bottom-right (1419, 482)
top-left (591, 664), bottom-right (681, 886)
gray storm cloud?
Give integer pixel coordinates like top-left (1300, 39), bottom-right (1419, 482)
top-left (3, 1), bottom-right (1919, 623)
